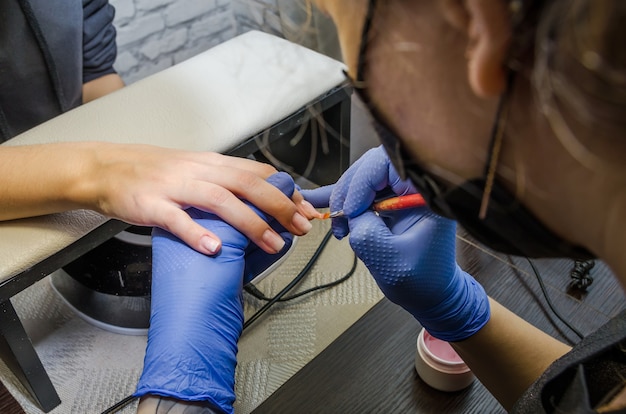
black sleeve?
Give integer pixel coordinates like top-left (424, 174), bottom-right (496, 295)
top-left (511, 310), bottom-right (626, 413)
top-left (82, 0), bottom-right (117, 83)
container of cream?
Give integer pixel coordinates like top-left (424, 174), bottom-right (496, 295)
top-left (415, 328), bottom-right (475, 392)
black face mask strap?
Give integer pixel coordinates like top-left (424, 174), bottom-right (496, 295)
top-left (352, 0), bottom-right (410, 180)
top-left (356, 0), bottom-right (378, 85)
top-left (479, 70), bottom-right (516, 219)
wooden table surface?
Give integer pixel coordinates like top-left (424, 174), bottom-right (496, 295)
top-left (253, 232), bottom-right (625, 413)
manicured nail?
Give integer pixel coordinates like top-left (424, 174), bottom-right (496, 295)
top-left (263, 230), bottom-right (286, 253)
top-left (300, 200), bottom-right (323, 218)
top-left (292, 212), bottom-right (313, 232)
top-left (201, 236), bottom-right (221, 254)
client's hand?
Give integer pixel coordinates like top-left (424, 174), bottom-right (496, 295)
top-left (91, 144), bottom-right (314, 255)
top-left (0, 142), bottom-right (316, 256)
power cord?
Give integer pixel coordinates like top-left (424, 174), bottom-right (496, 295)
top-left (101, 395), bottom-right (136, 414)
top-left (525, 257), bottom-right (585, 343)
top-left (243, 229), bottom-right (355, 330)
top-left (244, 252), bottom-right (357, 303)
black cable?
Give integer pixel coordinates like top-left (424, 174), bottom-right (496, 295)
top-left (244, 252), bottom-right (358, 302)
top-left (525, 257), bottom-right (584, 341)
top-left (243, 229), bottom-right (334, 330)
top-left (100, 394), bottom-right (137, 414)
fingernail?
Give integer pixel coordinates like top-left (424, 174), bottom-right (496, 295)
top-left (263, 230), bottom-right (286, 253)
top-left (201, 236), bottom-right (221, 254)
top-left (292, 212), bottom-right (313, 232)
top-left (300, 200), bottom-right (323, 219)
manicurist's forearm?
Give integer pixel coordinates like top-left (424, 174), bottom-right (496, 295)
top-left (452, 298), bottom-right (572, 411)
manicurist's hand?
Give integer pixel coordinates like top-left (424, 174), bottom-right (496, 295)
top-left (0, 142), bottom-right (319, 255)
top-left (301, 146), bottom-right (490, 342)
top-left (349, 208), bottom-right (490, 342)
top-left (136, 172), bottom-right (298, 413)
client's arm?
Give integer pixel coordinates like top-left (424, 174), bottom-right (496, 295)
top-left (0, 143), bottom-right (315, 255)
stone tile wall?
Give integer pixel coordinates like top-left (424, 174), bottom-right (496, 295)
top-left (110, 0), bottom-right (236, 84)
top-left (108, 0), bottom-right (338, 84)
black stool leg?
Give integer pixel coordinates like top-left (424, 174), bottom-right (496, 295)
top-left (0, 300), bottom-right (61, 412)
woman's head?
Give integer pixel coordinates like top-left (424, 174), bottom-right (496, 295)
top-left (314, 0), bottom-right (626, 272)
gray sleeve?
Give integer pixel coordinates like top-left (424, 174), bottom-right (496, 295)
top-left (82, 0), bottom-right (117, 83)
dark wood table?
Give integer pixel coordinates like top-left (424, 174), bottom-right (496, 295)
top-left (253, 234), bottom-right (625, 413)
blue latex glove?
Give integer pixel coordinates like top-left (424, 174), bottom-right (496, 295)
top-left (301, 146), bottom-right (490, 342)
top-left (135, 172), bottom-right (295, 413)
top-left (350, 209), bottom-right (490, 342)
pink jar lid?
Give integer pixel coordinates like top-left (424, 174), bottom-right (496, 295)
top-left (422, 330), bottom-right (464, 364)
top-left (415, 328), bottom-right (475, 392)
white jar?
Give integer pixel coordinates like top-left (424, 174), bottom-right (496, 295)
top-left (415, 328), bottom-right (475, 392)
